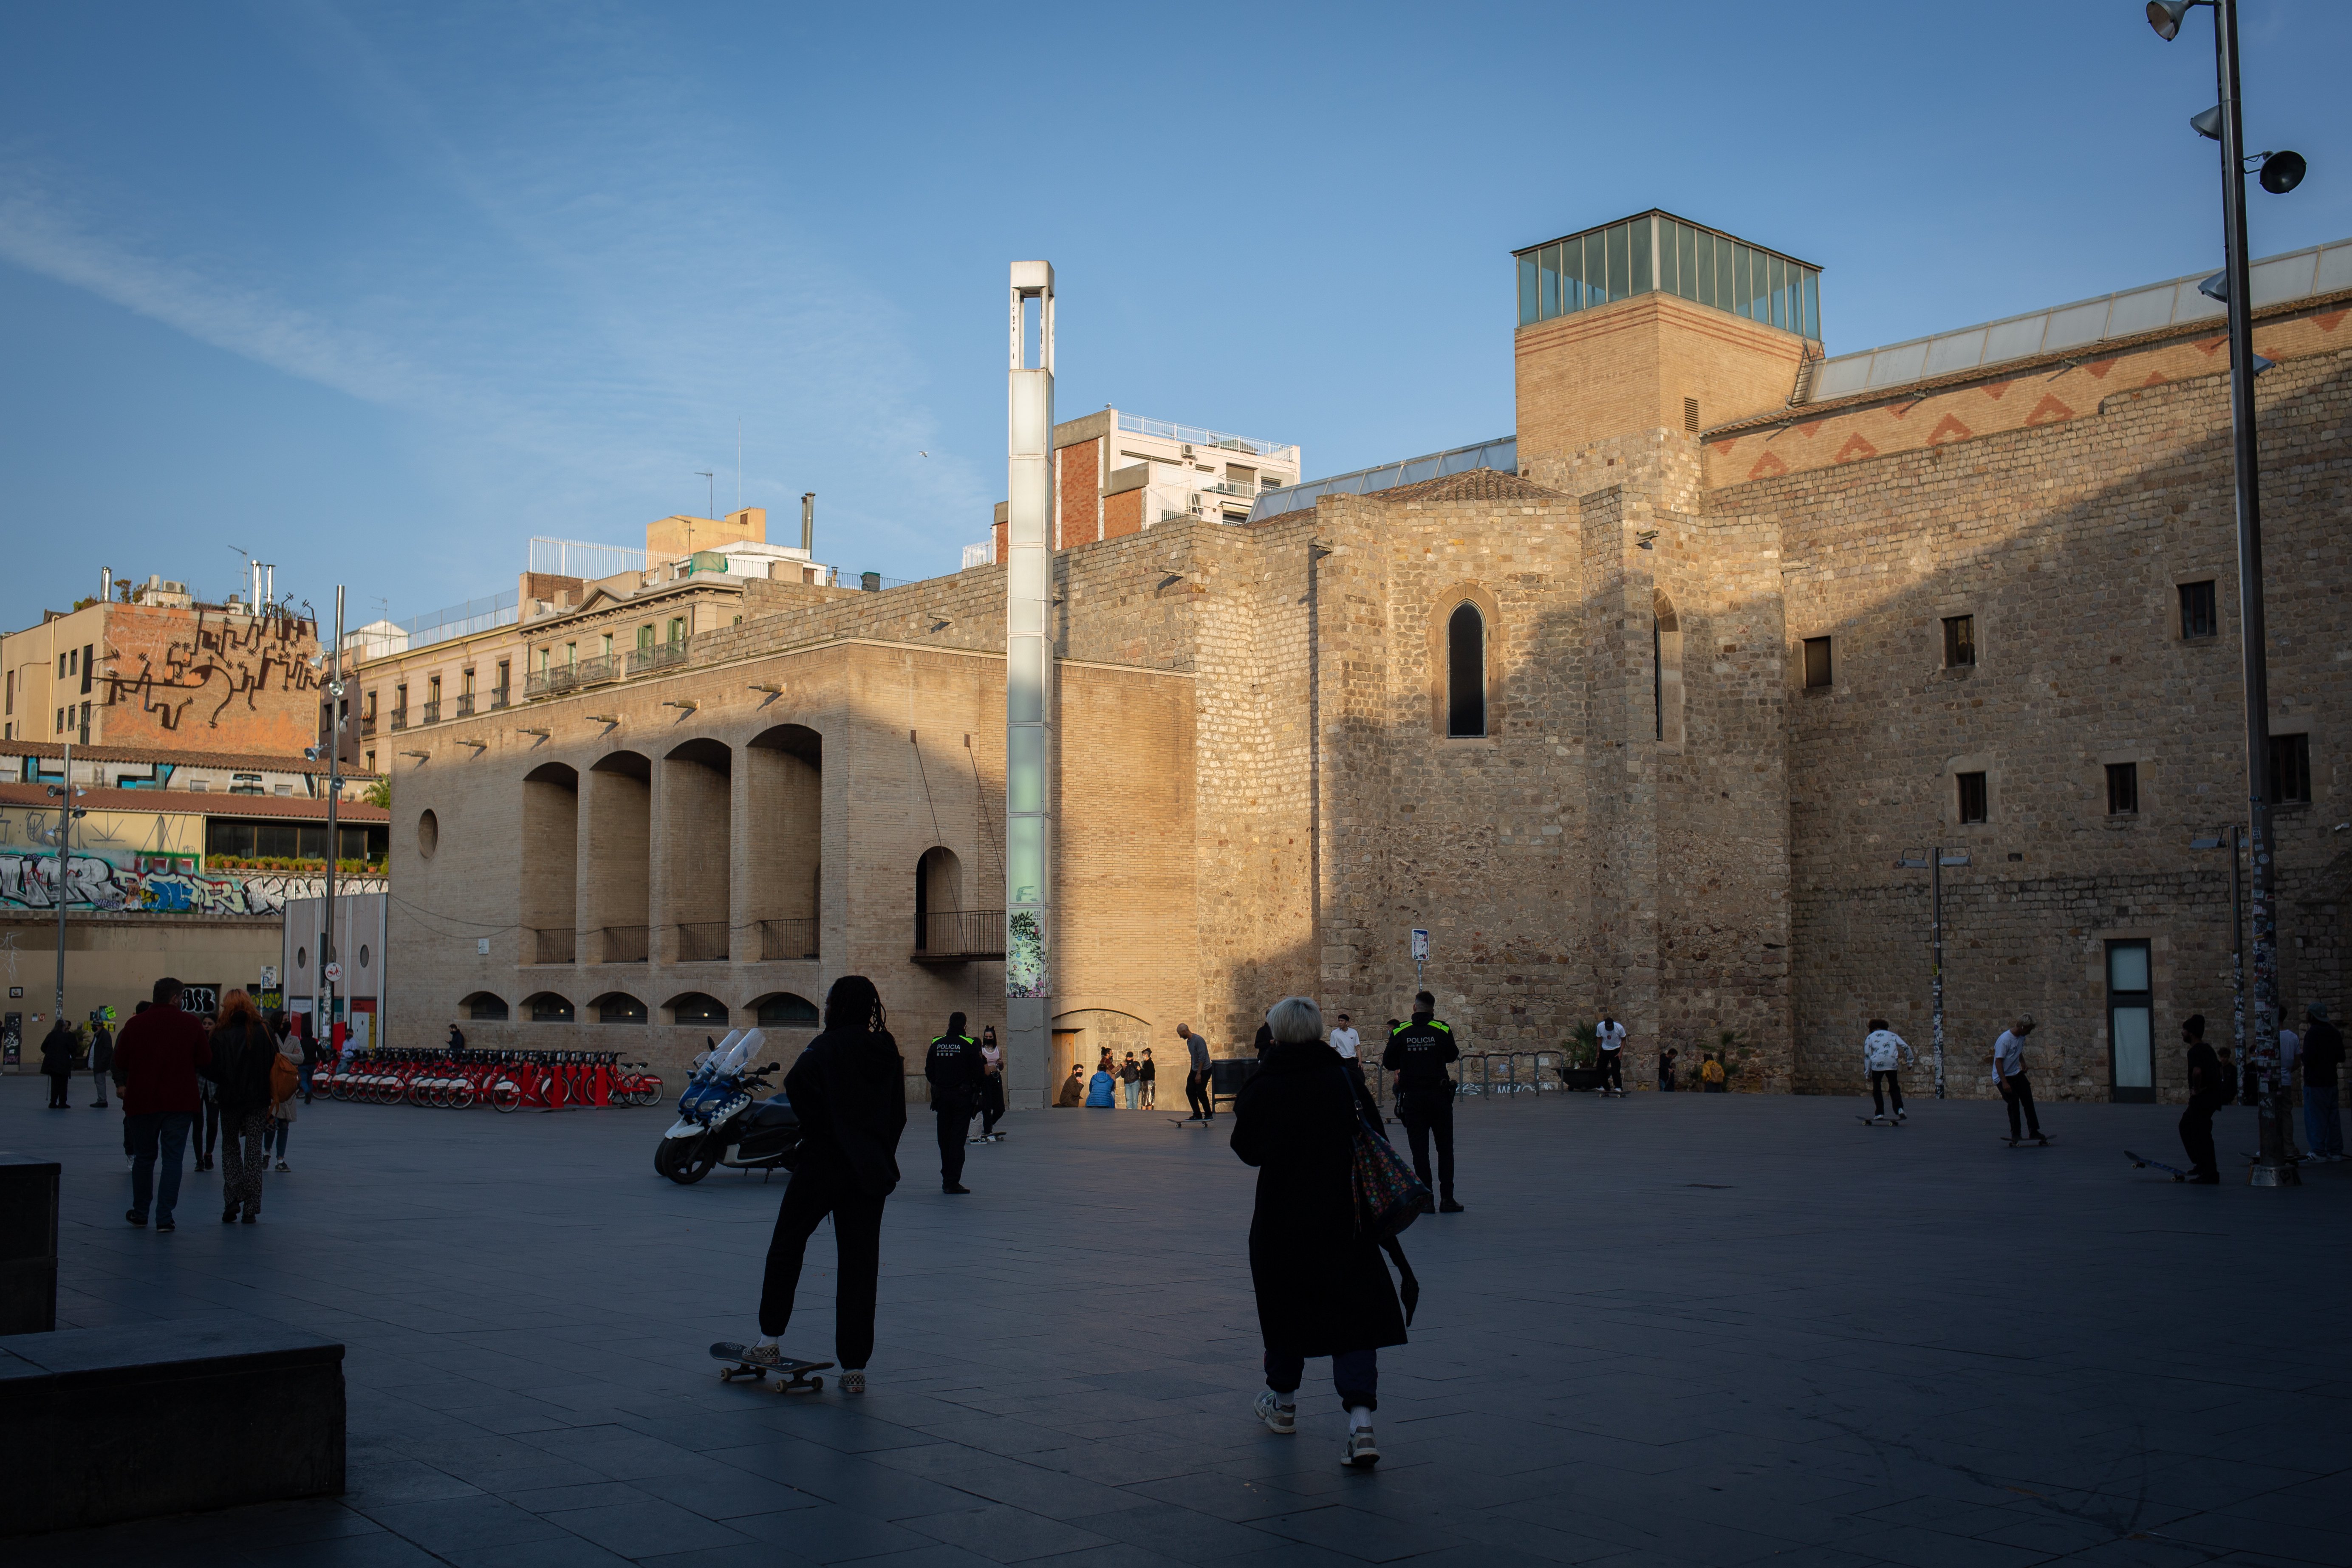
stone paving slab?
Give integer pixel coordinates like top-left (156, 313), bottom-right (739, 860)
top-left (3, 1074), bottom-right (2345, 1565)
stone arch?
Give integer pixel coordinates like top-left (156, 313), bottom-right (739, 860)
top-left (1050, 1007), bottom-right (1156, 1078)
top-left (521, 763), bottom-right (578, 965)
top-left (750, 991), bottom-right (820, 1028)
top-left (745, 725), bottom-right (821, 960)
top-left (1426, 581), bottom-right (1503, 739)
top-left (591, 991), bottom-right (647, 1024)
top-left (665, 991), bottom-right (728, 1026)
top-left (663, 739), bottom-right (733, 963)
top-left (1654, 588), bottom-right (1685, 750)
top-left (586, 751), bottom-right (651, 963)
top-left (460, 991), bottom-right (509, 1021)
top-left (521, 991), bottom-right (574, 1022)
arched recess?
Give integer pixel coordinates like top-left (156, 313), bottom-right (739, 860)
top-left (913, 845), bottom-right (964, 954)
top-left (666, 992), bottom-right (727, 1025)
top-left (664, 739), bottom-right (732, 963)
top-left (523, 992), bottom-right (574, 1022)
top-left (1049, 1008), bottom-right (1155, 1079)
top-left (1654, 589), bottom-right (1685, 749)
top-left (461, 991), bottom-right (509, 1021)
top-left (586, 751), bottom-right (651, 963)
top-left (592, 992), bottom-right (646, 1024)
top-left (521, 763), bottom-right (578, 965)
top-left (744, 725), bottom-right (821, 961)
top-left (1427, 582), bottom-right (1502, 738)
top-left (751, 992), bottom-right (820, 1028)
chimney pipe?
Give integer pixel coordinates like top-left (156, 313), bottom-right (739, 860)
top-left (800, 492), bottom-right (814, 554)
top-left (263, 563), bottom-right (274, 616)
top-left (100, 567), bottom-right (113, 604)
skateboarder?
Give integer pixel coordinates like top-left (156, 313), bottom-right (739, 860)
top-left (924, 1013), bottom-right (984, 1193)
top-left (1993, 1014), bottom-right (2050, 1146)
top-left (2178, 1014), bottom-right (2224, 1183)
top-left (1179, 1023), bottom-right (1213, 1121)
top-left (976, 1026), bottom-right (1006, 1140)
top-left (1862, 1019), bottom-right (1916, 1124)
top-left (1595, 1012), bottom-right (1627, 1098)
top-left (1383, 991), bottom-right (1462, 1212)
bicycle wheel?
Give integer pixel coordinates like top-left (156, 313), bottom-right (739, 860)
top-left (543, 1071), bottom-right (570, 1110)
top-left (637, 1075), bottom-right (664, 1107)
top-left (490, 1079), bottom-right (522, 1113)
top-left (448, 1085), bottom-right (475, 1110)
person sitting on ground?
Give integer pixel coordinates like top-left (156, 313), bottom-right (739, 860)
top-left (1231, 995), bottom-right (1407, 1471)
top-left (1086, 1059), bottom-right (1117, 1107)
top-left (1056, 1064), bottom-right (1086, 1107)
top-left (1701, 1053), bottom-right (1727, 1092)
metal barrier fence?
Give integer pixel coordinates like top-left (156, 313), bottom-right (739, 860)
top-left (1452, 1051), bottom-right (1570, 1097)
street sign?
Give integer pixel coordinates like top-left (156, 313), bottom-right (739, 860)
top-left (1410, 929), bottom-right (1429, 961)
top-left (323, 962), bottom-right (344, 983)
top-left (260, 966), bottom-right (278, 986)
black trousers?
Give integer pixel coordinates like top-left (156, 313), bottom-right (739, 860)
top-left (198, 1096), bottom-right (222, 1161)
top-left (1399, 1090), bottom-right (1456, 1200)
top-left (2001, 1074), bottom-right (2043, 1140)
top-left (46, 1073), bottom-right (71, 1107)
top-left (758, 1165), bottom-right (885, 1369)
top-left (980, 1074), bottom-right (1005, 1135)
top-left (1869, 1069), bottom-right (1905, 1116)
top-left (935, 1105), bottom-right (972, 1187)
top-left (2179, 1093), bottom-right (2221, 1178)
top-left (1598, 1051), bottom-right (1623, 1093)
top-left (1185, 1071), bottom-right (1212, 1118)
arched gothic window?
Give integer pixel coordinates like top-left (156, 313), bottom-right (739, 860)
top-left (1447, 602), bottom-right (1486, 737)
top-left (1654, 591), bottom-right (1684, 749)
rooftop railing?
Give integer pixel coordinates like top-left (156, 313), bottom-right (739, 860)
top-left (1115, 412), bottom-right (1297, 462)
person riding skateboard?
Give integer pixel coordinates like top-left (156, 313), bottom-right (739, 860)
top-left (1594, 1011), bottom-right (1627, 1098)
top-left (1862, 1019), bottom-right (1916, 1124)
top-left (1383, 991), bottom-right (1462, 1213)
top-left (924, 1013), bottom-right (985, 1193)
top-left (1993, 1014), bottom-right (2050, 1147)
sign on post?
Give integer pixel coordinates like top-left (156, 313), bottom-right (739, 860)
top-left (259, 966), bottom-right (278, 986)
top-left (1410, 929), bottom-right (1430, 961)
top-left (323, 962), bottom-right (344, 984)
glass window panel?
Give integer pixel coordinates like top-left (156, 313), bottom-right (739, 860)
top-left (1693, 231), bottom-right (1715, 309)
top-left (1766, 254), bottom-right (1784, 328)
top-left (1739, 246), bottom-right (1757, 319)
top-left (1675, 223), bottom-right (1696, 300)
top-left (1518, 254), bottom-right (1538, 326)
top-left (1607, 223), bottom-right (1628, 301)
top-left (1577, 234), bottom-right (1599, 308)
top-left (2112, 1006), bottom-right (2154, 1087)
top-left (1538, 243), bottom-right (1561, 319)
top-left (1630, 215), bottom-right (1652, 295)
top-left (1803, 272), bottom-right (1821, 340)
top-left (2108, 944), bottom-right (2151, 991)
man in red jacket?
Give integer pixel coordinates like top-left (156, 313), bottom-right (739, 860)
top-left (113, 976), bottom-right (211, 1232)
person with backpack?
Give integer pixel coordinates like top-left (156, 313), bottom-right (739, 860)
top-left (2178, 1014), bottom-right (2224, 1183)
top-left (1231, 996), bottom-right (1406, 1470)
top-left (740, 975), bottom-right (907, 1396)
top-left (203, 989), bottom-right (280, 1223)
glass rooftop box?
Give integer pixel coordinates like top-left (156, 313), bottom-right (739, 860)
top-left (1516, 210), bottom-right (1821, 342)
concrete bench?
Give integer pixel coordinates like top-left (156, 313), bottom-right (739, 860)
top-left (0, 1318), bottom-right (345, 1535)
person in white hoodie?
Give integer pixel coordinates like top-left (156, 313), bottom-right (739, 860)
top-left (1862, 1019), bottom-right (1916, 1124)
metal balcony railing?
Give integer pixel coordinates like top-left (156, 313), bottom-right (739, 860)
top-left (389, 710), bottom-right (409, 732)
top-left (630, 640), bottom-right (690, 676)
top-left (524, 666), bottom-right (582, 699)
top-left (760, 918), bottom-right (818, 961)
top-left (676, 920), bottom-right (730, 963)
top-left (575, 654), bottom-right (621, 688)
top-left (454, 692), bottom-right (475, 717)
top-left (359, 715), bottom-right (377, 737)
top-left (599, 925), bottom-right (649, 963)
top-left (912, 910), bottom-right (1005, 962)
top-left (489, 687), bottom-right (511, 711)
top-left (531, 927), bottom-right (576, 964)
top-left (420, 700), bottom-right (441, 724)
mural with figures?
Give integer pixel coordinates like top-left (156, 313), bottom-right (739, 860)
top-left (0, 852), bottom-right (383, 917)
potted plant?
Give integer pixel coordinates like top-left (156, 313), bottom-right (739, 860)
top-left (1561, 1022), bottom-right (1609, 1092)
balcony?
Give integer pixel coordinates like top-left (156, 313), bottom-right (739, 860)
top-left (360, 715), bottom-right (377, 737)
top-left (389, 710), bottom-right (409, 732)
top-left (760, 918), bottom-right (818, 961)
top-left (676, 920), bottom-right (730, 963)
top-left (524, 666), bottom-right (581, 699)
top-left (630, 640), bottom-right (690, 676)
top-left (530, 927), bottom-right (576, 964)
top-left (599, 925), bottom-right (649, 963)
top-left (912, 910), bottom-right (1005, 963)
top-left (454, 692), bottom-right (475, 718)
top-left (420, 700), bottom-right (442, 724)
top-left (489, 687), bottom-right (511, 711)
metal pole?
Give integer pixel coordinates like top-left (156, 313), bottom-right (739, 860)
top-left (1931, 845), bottom-right (1945, 1099)
top-left (2213, 0), bottom-right (2293, 1186)
top-left (2231, 822), bottom-right (2246, 1100)
top-left (324, 588), bottom-right (343, 1062)
top-left (1004, 263), bottom-right (1056, 1111)
top-left (53, 730), bottom-right (75, 1032)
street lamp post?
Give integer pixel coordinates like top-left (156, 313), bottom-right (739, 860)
top-left (2146, 0), bottom-right (2307, 1184)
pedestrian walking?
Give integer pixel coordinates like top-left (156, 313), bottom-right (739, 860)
top-left (270, 1023), bottom-right (303, 1172)
top-left (741, 975), bottom-right (907, 1396)
top-left (204, 990), bottom-right (278, 1223)
top-left (1119, 1051), bottom-right (1141, 1109)
top-left (2299, 1002), bottom-right (2344, 1162)
top-left (1139, 1048), bottom-right (1157, 1109)
top-left (113, 977), bottom-right (212, 1231)
top-left (1657, 1046), bottom-right (1679, 1093)
top-left (287, 1011), bottom-right (319, 1103)
top-left (2278, 1015), bottom-right (2302, 1156)
top-left (117, 1001), bottom-right (147, 1165)
top-left (1993, 1014), bottom-right (2051, 1147)
top-left (40, 1020), bottom-right (77, 1108)
top-left (1179, 1023), bottom-right (1214, 1121)
top-left (924, 1012), bottom-right (984, 1193)
top-left (1232, 996), bottom-right (1407, 1470)
top-left (1862, 1020), bottom-right (1916, 1124)
top-left (2178, 1014), bottom-right (2224, 1184)
top-left (89, 1016), bottom-right (114, 1107)
top-left (1595, 1012), bottom-right (1627, 1098)
top-left (1329, 1013), bottom-right (1375, 1119)
top-left (978, 1026), bottom-right (1006, 1139)
top-left (1382, 991), bottom-right (1463, 1213)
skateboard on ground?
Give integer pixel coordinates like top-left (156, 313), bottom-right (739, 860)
top-left (1856, 1115), bottom-right (1906, 1126)
top-left (710, 1342), bottom-right (831, 1394)
top-left (2125, 1150), bottom-right (2193, 1182)
top-left (2004, 1134), bottom-right (2055, 1147)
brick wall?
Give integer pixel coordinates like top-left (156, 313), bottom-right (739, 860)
top-left (98, 605), bottom-right (324, 754)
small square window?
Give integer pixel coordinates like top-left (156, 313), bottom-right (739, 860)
top-left (1943, 615), bottom-right (1976, 669)
top-left (1957, 771), bottom-right (1988, 824)
top-left (2106, 762), bottom-right (2138, 815)
top-left (1803, 636), bottom-right (1833, 689)
top-left (2180, 581), bottom-right (2217, 639)
top-left (2268, 733), bottom-right (2310, 805)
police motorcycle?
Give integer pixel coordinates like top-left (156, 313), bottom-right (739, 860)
top-left (654, 1029), bottom-right (803, 1184)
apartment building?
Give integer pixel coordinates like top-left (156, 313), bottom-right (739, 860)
top-left (983, 408), bottom-right (1301, 562)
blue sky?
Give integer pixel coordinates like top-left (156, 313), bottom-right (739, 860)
top-left (3, 1), bottom-right (2347, 634)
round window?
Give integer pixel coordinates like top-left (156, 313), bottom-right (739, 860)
top-left (296, 946), bottom-right (308, 969)
top-left (418, 808), bottom-right (439, 859)
top-left (359, 944), bottom-right (371, 969)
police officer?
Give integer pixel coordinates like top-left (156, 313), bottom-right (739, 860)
top-left (1382, 991), bottom-right (1463, 1213)
top-left (924, 1012), bottom-right (985, 1194)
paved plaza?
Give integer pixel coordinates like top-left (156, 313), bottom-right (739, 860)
top-left (5, 1072), bottom-right (2348, 1568)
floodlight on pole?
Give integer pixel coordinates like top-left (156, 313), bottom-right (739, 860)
top-left (2147, 0), bottom-right (2198, 42)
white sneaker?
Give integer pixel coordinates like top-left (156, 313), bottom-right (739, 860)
top-left (743, 1342), bottom-right (780, 1365)
top-left (1253, 1390), bottom-right (1295, 1434)
top-left (1342, 1426), bottom-right (1380, 1468)
top-left (840, 1370), bottom-right (865, 1395)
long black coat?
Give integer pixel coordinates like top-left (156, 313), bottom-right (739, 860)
top-left (1230, 1040), bottom-right (1406, 1358)
top-left (785, 1029), bottom-right (909, 1199)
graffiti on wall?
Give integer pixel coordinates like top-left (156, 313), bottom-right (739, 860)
top-left (99, 605), bottom-right (325, 752)
top-left (0, 851), bottom-right (384, 917)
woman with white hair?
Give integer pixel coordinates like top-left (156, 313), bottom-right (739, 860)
top-left (1230, 995), bottom-right (1405, 1469)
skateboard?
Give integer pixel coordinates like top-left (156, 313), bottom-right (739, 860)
top-left (1856, 1116), bottom-right (1906, 1126)
top-left (2126, 1150), bottom-right (2194, 1182)
top-left (2003, 1135), bottom-right (2055, 1147)
top-left (710, 1342), bottom-right (832, 1394)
